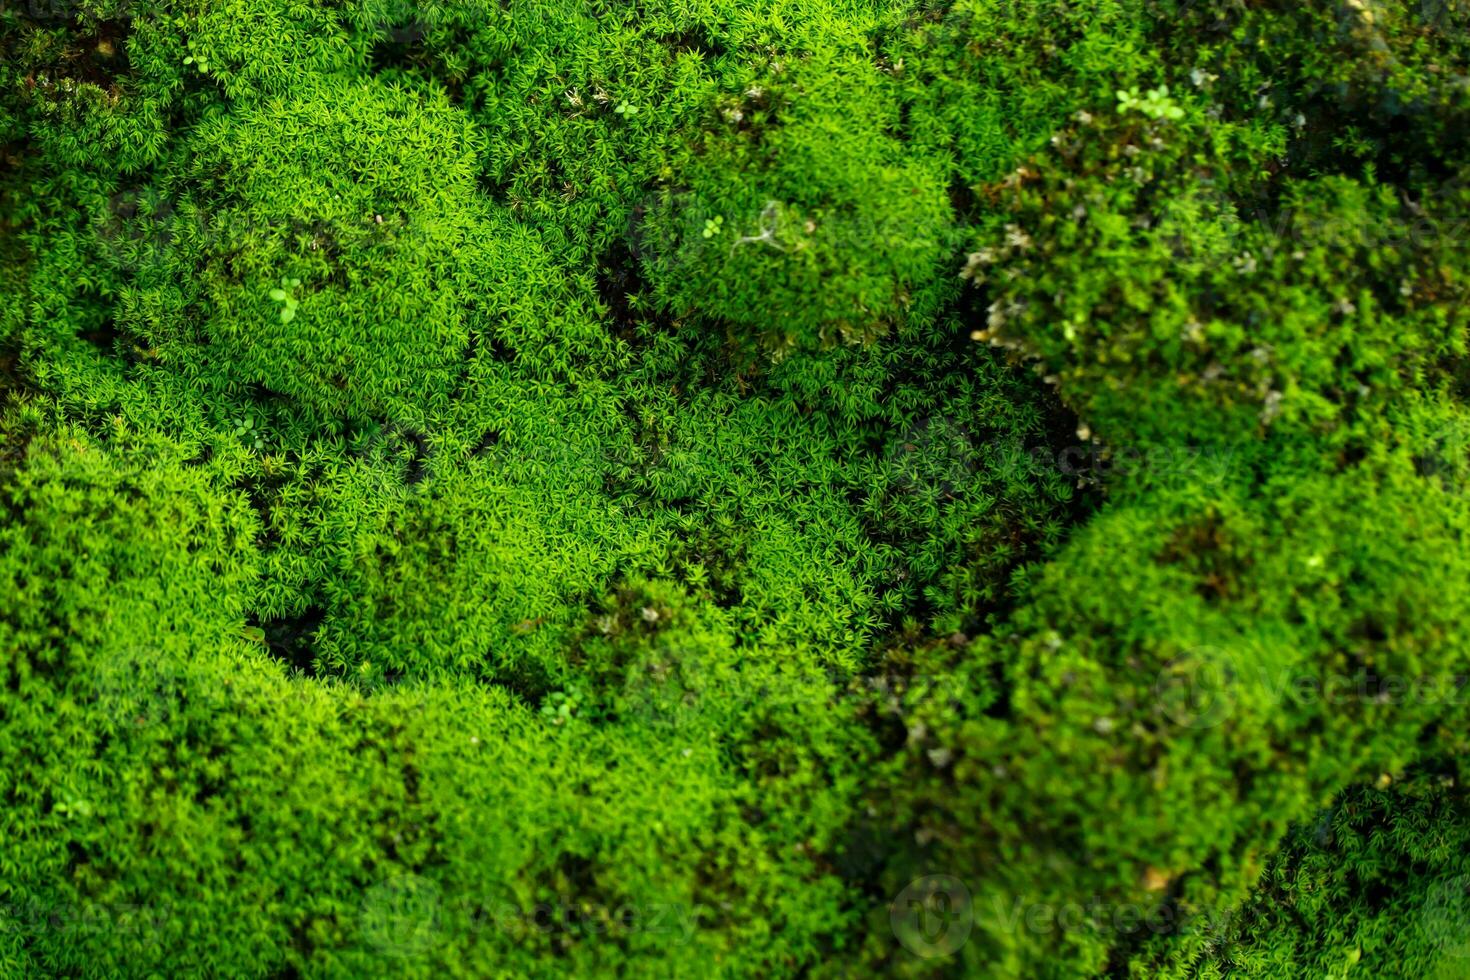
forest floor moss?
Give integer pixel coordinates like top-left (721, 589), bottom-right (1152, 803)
top-left (3, 1), bottom-right (1470, 976)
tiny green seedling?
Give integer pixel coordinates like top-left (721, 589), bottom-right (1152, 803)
top-left (614, 102), bottom-right (640, 117)
top-left (269, 276), bottom-right (301, 323)
top-left (54, 791), bottom-right (94, 819)
top-left (231, 414), bottom-right (265, 450)
top-left (1116, 85), bottom-right (1186, 121)
top-left (702, 215), bottom-right (724, 239)
top-left (182, 46), bottom-right (211, 73)
top-left (539, 690), bottom-right (579, 726)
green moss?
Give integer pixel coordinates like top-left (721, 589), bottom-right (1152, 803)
top-left (3, 0), bottom-right (1470, 976)
top-left (641, 50), bottom-right (956, 351)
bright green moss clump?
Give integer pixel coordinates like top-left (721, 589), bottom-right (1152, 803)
top-left (4, 1), bottom-right (1470, 977)
top-left (641, 52), bottom-right (956, 350)
top-left (181, 75), bottom-right (492, 421)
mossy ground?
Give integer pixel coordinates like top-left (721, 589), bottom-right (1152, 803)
top-left (3, 1), bottom-right (1470, 977)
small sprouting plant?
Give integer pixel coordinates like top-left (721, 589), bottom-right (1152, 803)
top-left (53, 790), bottom-right (94, 819)
top-left (539, 690), bottom-right (580, 726)
top-left (702, 215), bottom-right (724, 239)
top-left (182, 44), bottom-right (211, 73)
top-left (231, 413), bottom-right (266, 450)
top-left (614, 102), bottom-right (640, 117)
top-left (1116, 84), bottom-right (1185, 121)
top-left (1331, 126), bottom-right (1376, 159)
top-left (269, 276), bottom-right (301, 323)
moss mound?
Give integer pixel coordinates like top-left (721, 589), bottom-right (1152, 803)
top-left (3, 0), bottom-right (1470, 976)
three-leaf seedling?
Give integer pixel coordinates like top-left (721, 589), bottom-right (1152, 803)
top-left (182, 44), bottom-right (211, 73)
top-left (232, 414), bottom-right (266, 450)
top-left (1116, 85), bottom-right (1186, 121)
top-left (269, 276), bottom-right (301, 323)
top-left (540, 690), bottom-right (580, 726)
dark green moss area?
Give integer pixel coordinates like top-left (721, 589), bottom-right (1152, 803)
top-left (2, 1), bottom-right (1470, 976)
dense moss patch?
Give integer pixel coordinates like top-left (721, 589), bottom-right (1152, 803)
top-left (3, 1), bottom-right (1470, 976)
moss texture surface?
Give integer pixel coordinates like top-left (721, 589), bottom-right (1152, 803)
top-left (3, 1), bottom-right (1470, 976)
